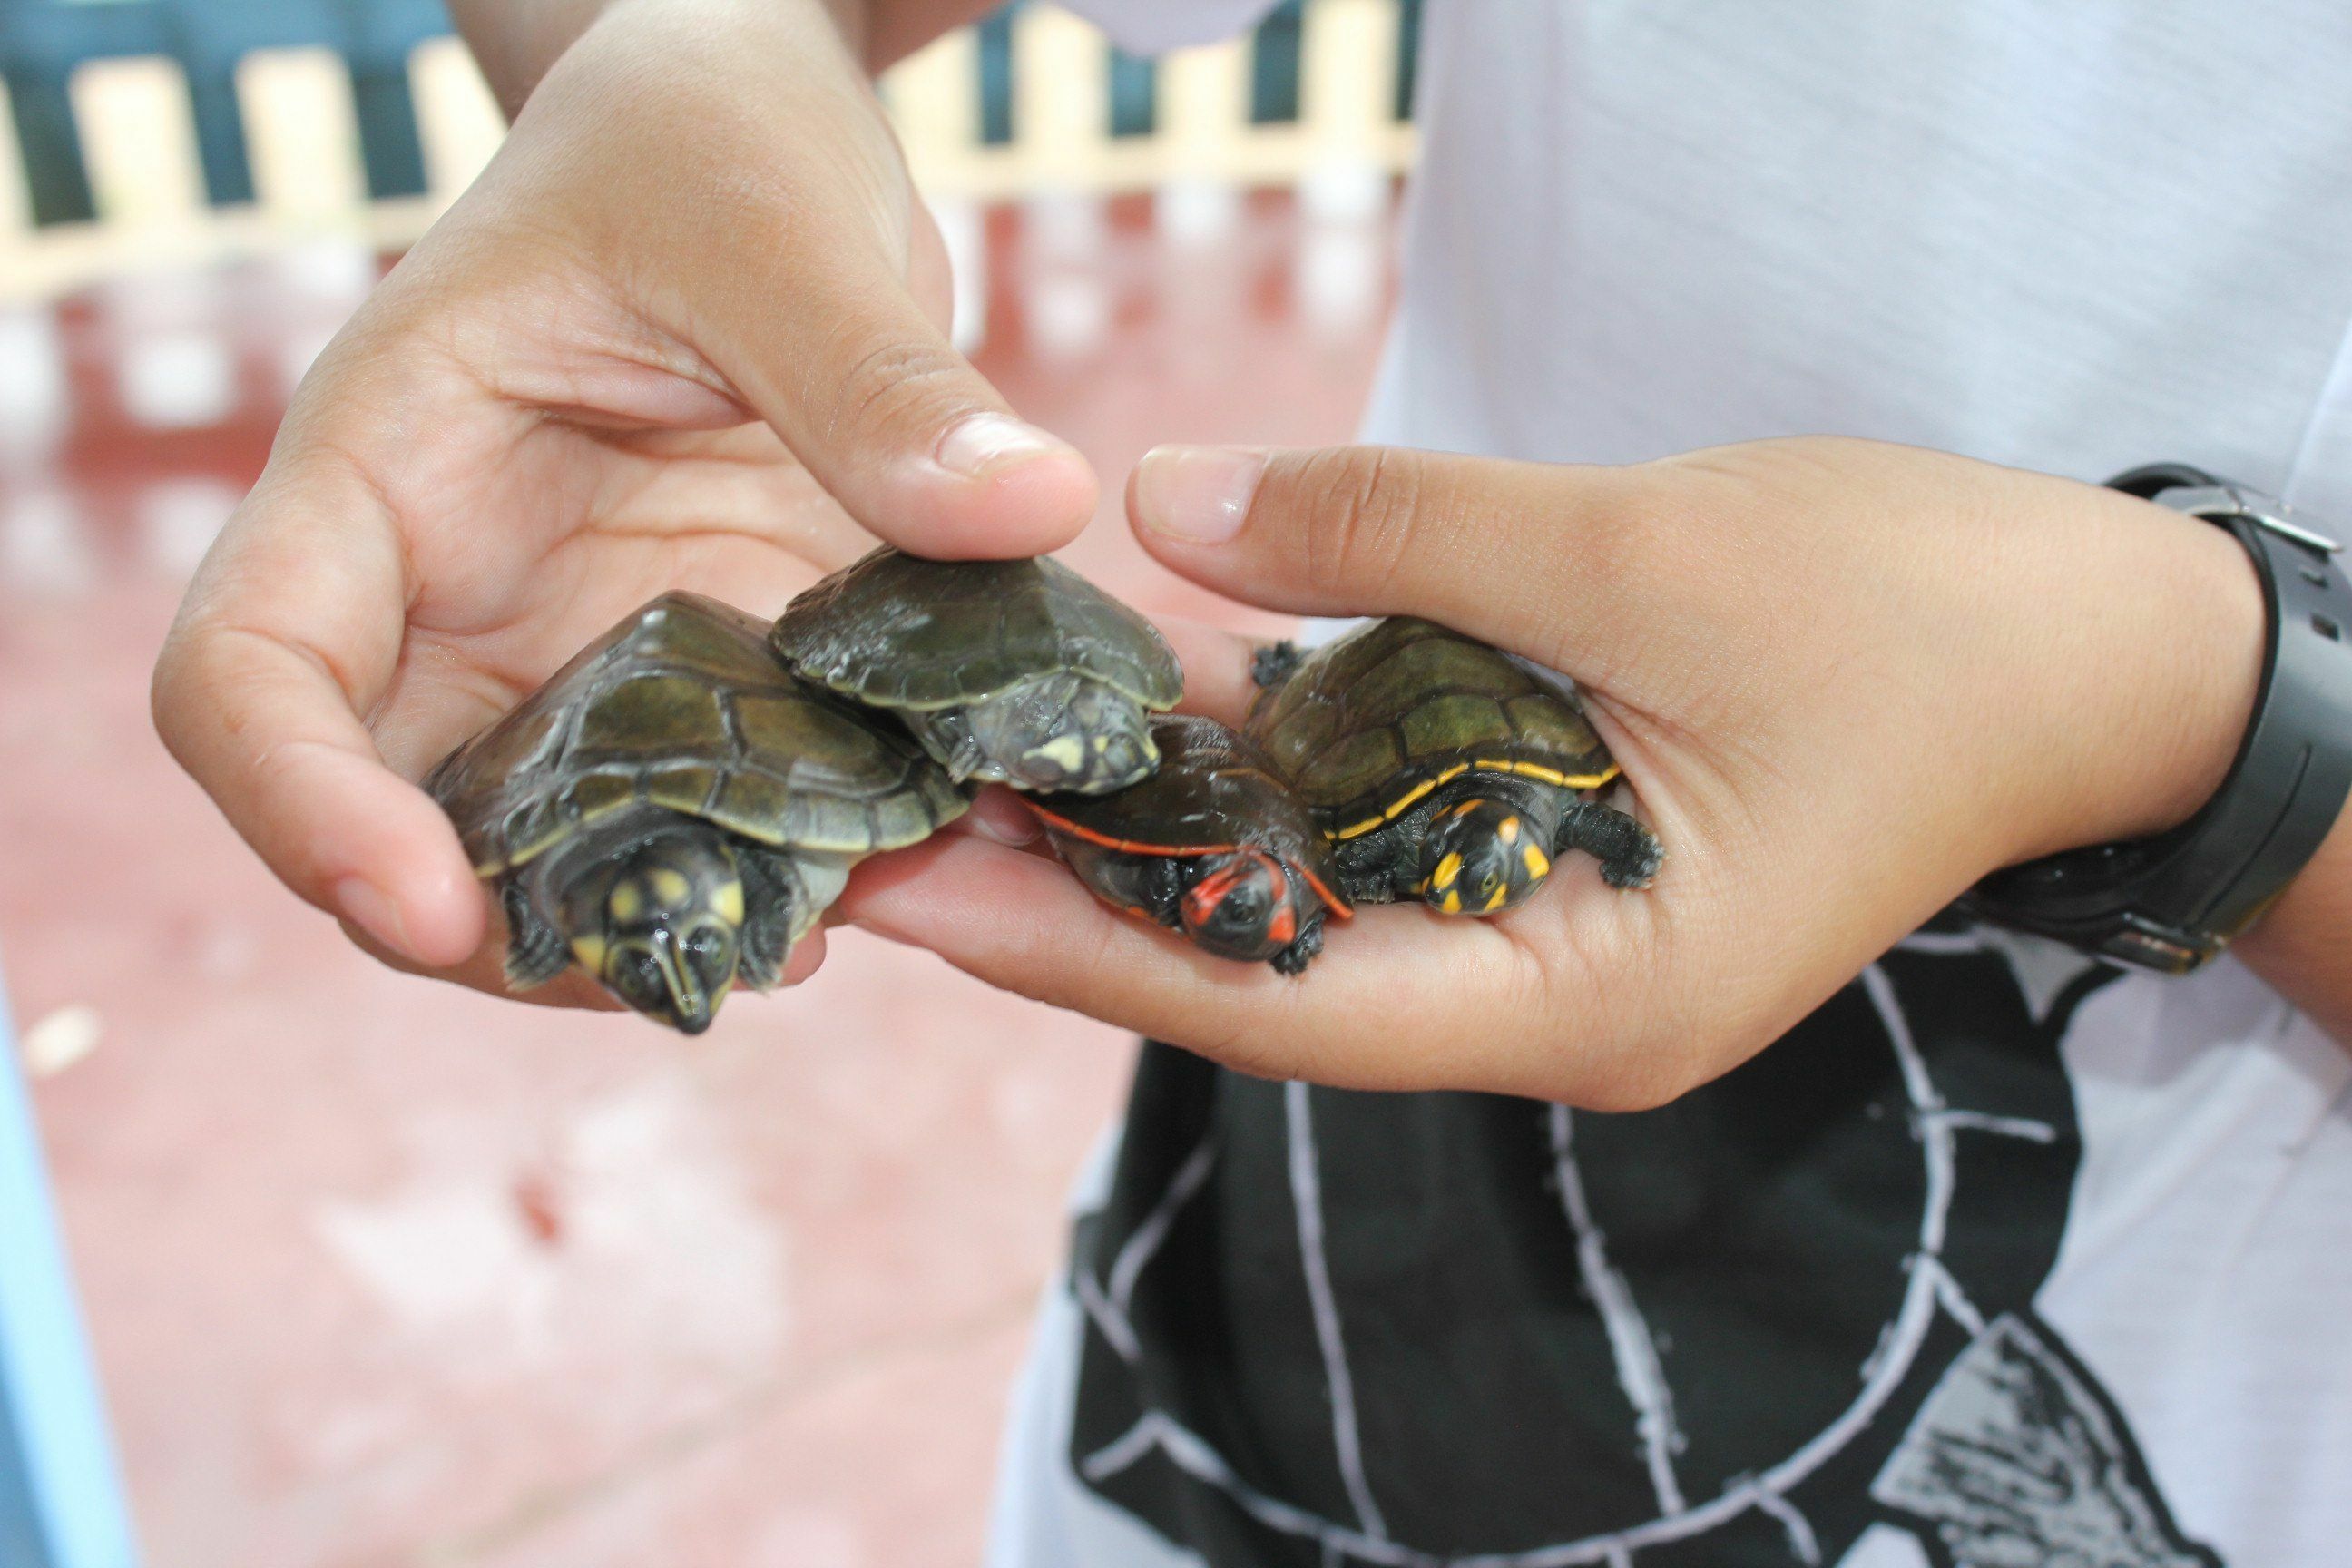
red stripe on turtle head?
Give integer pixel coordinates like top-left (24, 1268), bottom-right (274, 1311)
top-left (1180, 849), bottom-right (1296, 954)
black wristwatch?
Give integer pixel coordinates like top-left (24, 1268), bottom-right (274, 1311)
top-left (1960, 464), bottom-right (2352, 973)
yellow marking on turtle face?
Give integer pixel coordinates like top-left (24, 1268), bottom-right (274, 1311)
top-left (1430, 851), bottom-right (1464, 891)
top-left (1523, 843), bottom-right (1551, 880)
top-left (1031, 735), bottom-right (1090, 776)
top-left (1439, 888), bottom-right (1463, 915)
top-left (1497, 816), bottom-right (1521, 845)
top-left (650, 868), bottom-right (691, 906)
top-left (711, 878), bottom-right (745, 927)
top-left (1483, 881), bottom-right (1510, 913)
top-left (571, 935), bottom-right (608, 975)
top-left (1093, 734), bottom-right (1110, 751)
top-left (608, 883), bottom-right (642, 922)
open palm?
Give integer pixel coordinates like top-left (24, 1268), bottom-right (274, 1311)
top-left (154, 8), bottom-right (1095, 1002)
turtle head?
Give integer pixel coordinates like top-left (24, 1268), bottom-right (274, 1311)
top-left (564, 831), bottom-right (745, 1034)
top-left (1417, 798), bottom-right (1550, 916)
top-left (974, 675), bottom-right (1159, 795)
top-left (1179, 849), bottom-right (1298, 963)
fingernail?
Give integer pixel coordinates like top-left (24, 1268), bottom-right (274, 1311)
top-left (1134, 446), bottom-right (1266, 544)
top-left (935, 412), bottom-right (1073, 478)
top-left (332, 877), bottom-right (414, 961)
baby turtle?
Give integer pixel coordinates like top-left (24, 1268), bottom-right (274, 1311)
top-left (426, 593), bottom-right (966, 1033)
top-left (771, 547), bottom-right (1182, 794)
top-left (1246, 617), bottom-right (1662, 916)
top-left (1030, 715), bottom-right (1351, 974)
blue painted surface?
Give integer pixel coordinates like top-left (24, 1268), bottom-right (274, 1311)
top-left (0, 980), bottom-right (141, 1568)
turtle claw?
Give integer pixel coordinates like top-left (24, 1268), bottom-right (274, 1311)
top-left (1250, 641), bottom-right (1304, 691)
top-left (1269, 916), bottom-right (1325, 975)
top-left (1561, 803), bottom-right (1665, 891)
top-left (501, 883), bottom-right (571, 989)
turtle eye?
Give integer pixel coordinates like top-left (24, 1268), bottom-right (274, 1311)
top-left (607, 947), bottom-right (662, 1008)
top-left (632, 952), bottom-right (666, 999)
top-left (684, 927), bottom-right (732, 987)
top-left (1211, 882), bottom-right (1267, 935)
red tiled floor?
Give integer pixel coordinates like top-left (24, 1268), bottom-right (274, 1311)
top-left (0, 189), bottom-right (1393, 1564)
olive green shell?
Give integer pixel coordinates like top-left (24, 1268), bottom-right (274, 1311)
top-left (426, 593), bottom-right (966, 875)
top-left (769, 547), bottom-right (1183, 712)
top-left (1244, 617), bottom-right (1618, 838)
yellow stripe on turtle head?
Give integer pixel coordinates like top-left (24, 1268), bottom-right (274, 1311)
top-left (1440, 888), bottom-right (1463, 915)
top-left (650, 867), bottom-right (691, 906)
top-left (570, 934), bottom-right (608, 977)
top-left (1430, 851), bottom-right (1464, 891)
top-left (1483, 880), bottom-right (1510, 913)
top-left (1497, 816), bottom-right (1521, 845)
top-left (711, 878), bottom-right (745, 927)
top-left (608, 882), bottom-right (642, 922)
top-left (1523, 843), bottom-right (1551, 880)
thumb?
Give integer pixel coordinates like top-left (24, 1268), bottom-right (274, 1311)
top-left (685, 221), bottom-right (1097, 561)
top-left (1125, 444), bottom-right (1689, 679)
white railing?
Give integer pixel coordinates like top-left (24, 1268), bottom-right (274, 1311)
top-left (0, 1), bottom-right (1414, 303)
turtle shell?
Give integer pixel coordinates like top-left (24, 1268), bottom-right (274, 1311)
top-left (426, 593), bottom-right (966, 875)
top-left (770, 547), bottom-right (1183, 712)
top-left (1028, 715), bottom-right (1351, 917)
top-left (1244, 616), bottom-right (1618, 842)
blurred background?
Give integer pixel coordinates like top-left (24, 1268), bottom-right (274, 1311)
top-left (0, 1), bottom-right (1414, 1563)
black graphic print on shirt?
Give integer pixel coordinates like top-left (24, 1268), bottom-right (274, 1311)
top-left (1064, 935), bottom-right (2223, 1567)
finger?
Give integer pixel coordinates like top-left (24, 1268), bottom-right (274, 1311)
top-left (687, 223), bottom-right (1097, 561)
top-left (153, 464), bottom-right (485, 968)
top-left (1123, 444), bottom-right (1688, 682)
top-left (944, 785), bottom-right (1048, 850)
top-left (842, 833), bottom-right (1656, 1102)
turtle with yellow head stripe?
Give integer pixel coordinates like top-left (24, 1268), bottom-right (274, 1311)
top-left (1244, 617), bottom-right (1661, 916)
top-left (426, 593), bottom-right (966, 1034)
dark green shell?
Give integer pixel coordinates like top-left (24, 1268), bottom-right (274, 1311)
top-left (1243, 617), bottom-right (1617, 838)
top-left (426, 593), bottom-right (965, 875)
top-left (1032, 715), bottom-right (1349, 916)
top-left (769, 547), bottom-right (1183, 712)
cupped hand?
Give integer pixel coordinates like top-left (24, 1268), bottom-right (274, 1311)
top-left (152, 0), bottom-right (1094, 1002)
top-left (845, 437), bottom-right (2266, 1107)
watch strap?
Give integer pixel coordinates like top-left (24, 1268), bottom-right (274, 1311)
top-left (1961, 465), bottom-right (2352, 972)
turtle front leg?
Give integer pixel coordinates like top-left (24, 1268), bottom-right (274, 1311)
top-left (1250, 640), bottom-right (1304, 691)
top-left (732, 846), bottom-right (855, 991)
top-left (1557, 801), bottom-right (1665, 890)
top-left (500, 880), bottom-right (572, 989)
top-left (902, 707), bottom-right (991, 785)
top-left (1269, 909), bottom-right (1326, 975)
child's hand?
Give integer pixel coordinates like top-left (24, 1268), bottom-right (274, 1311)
top-left (847, 437), bottom-right (2267, 1106)
top-left (152, 0), bottom-right (1092, 1002)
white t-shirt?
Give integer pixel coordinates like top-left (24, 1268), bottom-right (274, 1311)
top-left (991, 5), bottom-right (2352, 1565)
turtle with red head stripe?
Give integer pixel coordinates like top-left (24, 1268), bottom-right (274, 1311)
top-left (1246, 617), bottom-right (1662, 916)
top-left (1031, 715), bottom-right (1351, 974)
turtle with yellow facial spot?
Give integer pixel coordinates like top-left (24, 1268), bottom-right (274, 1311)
top-left (770, 547), bottom-right (1183, 795)
top-left (1244, 617), bottom-right (1662, 917)
top-left (426, 593), bottom-right (966, 1034)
